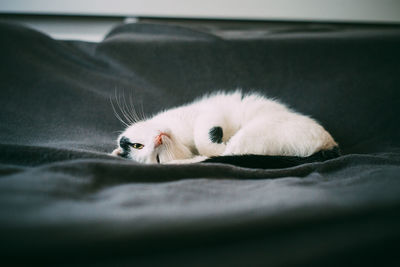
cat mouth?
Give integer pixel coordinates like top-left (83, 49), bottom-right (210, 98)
top-left (156, 154), bottom-right (160, 164)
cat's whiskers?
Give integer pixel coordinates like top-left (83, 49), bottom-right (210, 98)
top-left (128, 92), bottom-right (141, 122)
top-left (113, 90), bottom-right (133, 126)
top-left (110, 96), bottom-right (130, 128)
top-left (116, 91), bottom-right (136, 125)
top-left (110, 88), bottom-right (151, 130)
top-left (129, 101), bottom-right (142, 122)
top-left (122, 90), bottom-right (138, 123)
top-left (139, 101), bottom-right (147, 121)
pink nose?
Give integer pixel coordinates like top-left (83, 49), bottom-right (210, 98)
top-left (154, 132), bottom-right (170, 148)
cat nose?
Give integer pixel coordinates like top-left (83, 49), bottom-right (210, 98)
top-left (119, 136), bottom-right (130, 150)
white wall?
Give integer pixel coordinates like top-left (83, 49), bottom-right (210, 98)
top-left (1, 0), bottom-right (400, 23)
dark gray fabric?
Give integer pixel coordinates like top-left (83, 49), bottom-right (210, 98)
top-left (0, 21), bottom-right (400, 266)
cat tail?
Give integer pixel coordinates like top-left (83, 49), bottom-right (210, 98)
top-left (202, 146), bottom-right (341, 169)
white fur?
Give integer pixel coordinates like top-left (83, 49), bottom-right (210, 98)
top-left (112, 91), bottom-right (337, 164)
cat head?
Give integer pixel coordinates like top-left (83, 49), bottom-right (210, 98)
top-left (112, 120), bottom-right (193, 164)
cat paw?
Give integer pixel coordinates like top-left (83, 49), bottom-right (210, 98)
top-left (223, 141), bottom-right (248, 155)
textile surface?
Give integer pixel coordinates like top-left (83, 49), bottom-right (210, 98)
top-left (0, 21), bottom-right (399, 266)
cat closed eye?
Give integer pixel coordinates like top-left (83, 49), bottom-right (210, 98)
top-left (131, 143), bottom-right (144, 149)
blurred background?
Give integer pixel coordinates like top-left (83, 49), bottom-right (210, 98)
top-left (0, 0), bottom-right (399, 41)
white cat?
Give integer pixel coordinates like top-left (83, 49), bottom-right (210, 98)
top-left (111, 91), bottom-right (338, 164)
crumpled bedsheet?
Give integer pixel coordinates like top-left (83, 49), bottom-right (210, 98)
top-left (0, 21), bottom-right (399, 266)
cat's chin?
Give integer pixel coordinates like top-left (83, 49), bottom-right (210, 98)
top-left (111, 148), bottom-right (122, 156)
